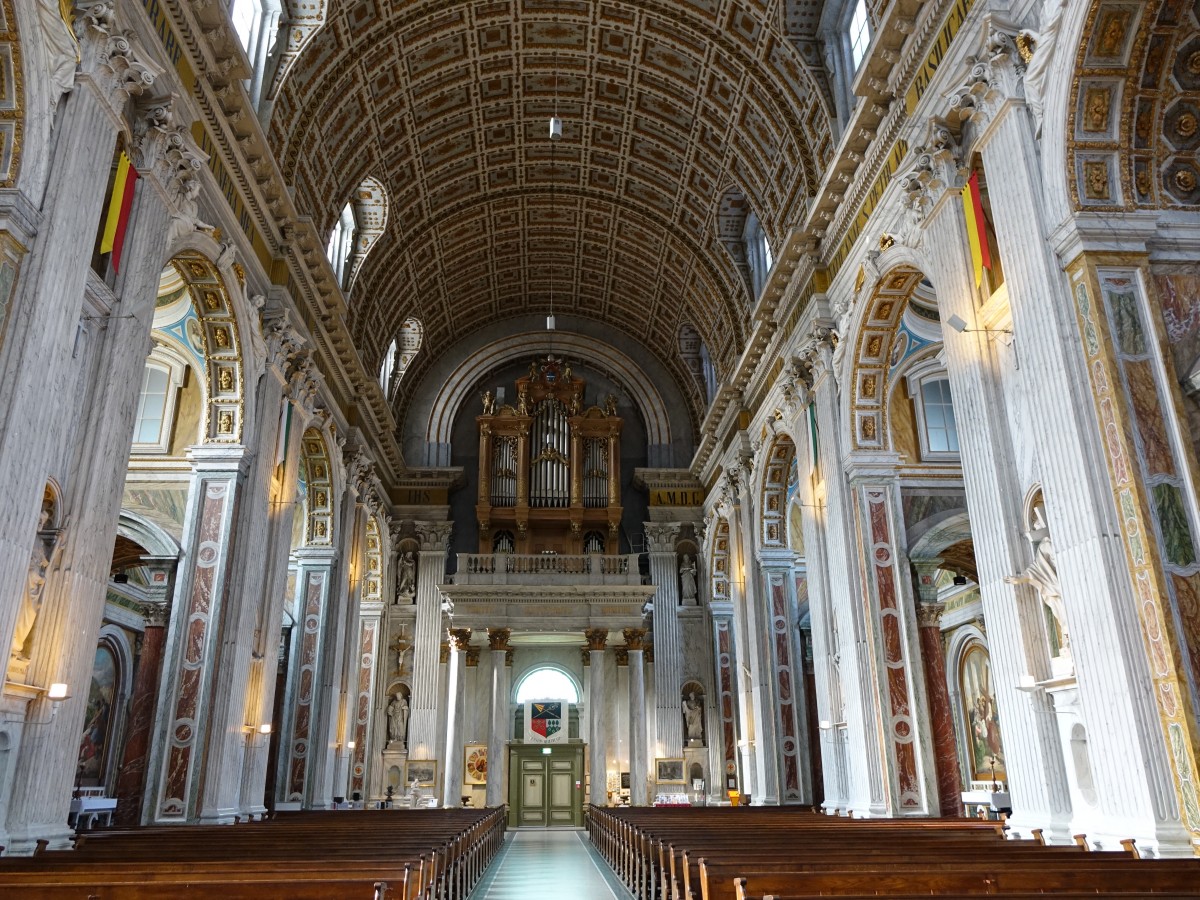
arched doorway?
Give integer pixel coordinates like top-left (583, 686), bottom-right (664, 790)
top-left (508, 665), bottom-right (584, 827)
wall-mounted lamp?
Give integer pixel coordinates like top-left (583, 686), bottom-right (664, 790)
top-left (818, 720), bottom-right (833, 730)
top-left (952, 574), bottom-right (968, 586)
top-left (1015, 673), bottom-right (1042, 694)
top-left (946, 314), bottom-right (1013, 345)
top-left (347, 740), bottom-right (356, 751)
top-left (259, 723), bottom-right (272, 735)
top-left (3, 682), bottom-right (71, 725)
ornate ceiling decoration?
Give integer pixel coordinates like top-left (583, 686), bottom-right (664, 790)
top-left (267, 0), bottom-right (835, 428)
top-left (1068, 0), bottom-right (1200, 210)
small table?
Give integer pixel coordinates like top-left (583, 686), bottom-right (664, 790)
top-left (69, 790), bottom-right (117, 831)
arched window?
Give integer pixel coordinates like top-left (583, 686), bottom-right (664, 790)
top-left (699, 343), bottom-right (718, 404)
top-left (379, 339), bottom-right (397, 392)
top-left (744, 211), bottom-right (774, 298)
top-left (515, 667), bottom-right (579, 704)
top-left (395, 318), bottom-right (424, 381)
top-left (847, 0), bottom-right (871, 69)
top-left (326, 203), bottom-right (356, 288)
top-left (919, 378), bottom-right (959, 455)
top-left (227, 0), bottom-right (282, 107)
top-left (132, 355), bottom-right (186, 453)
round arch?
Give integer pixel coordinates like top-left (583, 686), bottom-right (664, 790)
top-left (167, 251), bottom-right (246, 444)
top-left (759, 433), bottom-right (797, 551)
top-left (512, 664), bottom-right (581, 705)
top-left (421, 330), bottom-right (677, 465)
top-left (298, 426), bottom-right (336, 547)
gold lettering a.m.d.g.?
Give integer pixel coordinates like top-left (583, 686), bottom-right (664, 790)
top-left (650, 489), bottom-right (705, 507)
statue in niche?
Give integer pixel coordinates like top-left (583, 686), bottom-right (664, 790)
top-left (1018, 0), bottom-right (1069, 137)
top-left (386, 692), bottom-right (410, 750)
top-left (679, 555), bottom-right (698, 605)
top-left (1005, 504), bottom-right (1070, 665)
top-left (10, 501), bottom-right (58, 670)
top-left (37, 0), bottom-right (77, 114)
top-left (481, 390), bottom-right (495, 415)
top-left (682, 691), bottom-right (705, 747)
top-left (395, 551), bottom-right (416, 603)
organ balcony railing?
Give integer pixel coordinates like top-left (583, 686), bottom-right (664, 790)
top-left (452, 553), bottom-right (643, 586)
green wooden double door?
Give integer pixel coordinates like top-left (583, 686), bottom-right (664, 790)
top-left (508, 744), bottom-right (584, 827)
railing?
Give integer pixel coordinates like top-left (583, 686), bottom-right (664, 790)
top-left (453, 553), bottom-right (642, 585)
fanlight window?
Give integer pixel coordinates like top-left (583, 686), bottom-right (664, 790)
top-left (326, 203), bottom-right (355, 287)
top-left (515, 667), bottom-right (579, 704)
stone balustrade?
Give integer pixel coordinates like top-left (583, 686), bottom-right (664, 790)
top-left (453, 553), bottom-right (642, 586)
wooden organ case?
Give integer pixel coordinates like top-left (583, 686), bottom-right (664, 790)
top-left (476, 357), bottom-right (623, 554)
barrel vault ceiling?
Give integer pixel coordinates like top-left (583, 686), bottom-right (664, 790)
top-left (268, 0), bottom-right (835, 428)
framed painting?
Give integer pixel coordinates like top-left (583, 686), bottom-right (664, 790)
top-left (405, 759), bottom-right (437, 787)
top-left (463, 744), bottom-right (488, 785)
top-left (959, 642), bottom-right (1005, 781)
top-left (655, 758), bottom-right (685, 784)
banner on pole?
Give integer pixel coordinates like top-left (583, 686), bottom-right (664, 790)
top-left (523, 700), bottom-right (567, 744)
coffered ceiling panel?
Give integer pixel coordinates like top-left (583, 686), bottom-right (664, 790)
top-left (268, 0), bottom-right (835, 427)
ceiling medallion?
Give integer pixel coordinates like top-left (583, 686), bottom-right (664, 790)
top-left (1174, 168), bottom-right (1197, 193)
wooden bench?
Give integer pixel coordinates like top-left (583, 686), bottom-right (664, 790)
top-left (0, 807), bottom-right (506, 900)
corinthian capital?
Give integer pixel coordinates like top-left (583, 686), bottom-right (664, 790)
top-left (644, 522), bottom-right (681, 553)
top-left (131, 98), bottom-right (211, 240)
top-left (947, 31), bottom-right (1024, 128)
top-left (74, 4), bottom-right (160, 114)
top-left (416, 521), bottom-right (453, 552)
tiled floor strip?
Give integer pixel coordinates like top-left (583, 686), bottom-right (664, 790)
top-left (470, 829), bottom-right (632, 899)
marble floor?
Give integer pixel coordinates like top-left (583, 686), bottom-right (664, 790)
top-left (470, 829), bottom-right (632, 899)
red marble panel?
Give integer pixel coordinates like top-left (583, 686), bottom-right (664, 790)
top-left (159, 483), bottom-right (227, 818)
top-left (716, 620), bottom-right (736, 773)
top-left (771, 580), bottom-right (801, 799)
top-left (919, 623), bottom-right (963, 817)
top-left (287, 571), bottom-right (326, 799)
top-left (351, 619), bottom-right (377, 795)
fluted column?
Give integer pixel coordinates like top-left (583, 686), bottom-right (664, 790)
top-left (624, 628), bottom-right (648, 806)
top-left (586, 628), bottom-right (609, 806)
top-left (239, 351), bottom-right (316, 817)
top-left (485, 628), bottom-right (511, 808)
top-left (645, 523), bottom-right (683, 774)
top-left (408, 522), bottom-right (453, 759)
top-left (112, 603), bottom-right (170, 826)
top-left (442, 629), bottom-right (472, 807)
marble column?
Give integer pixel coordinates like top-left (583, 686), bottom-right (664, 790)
top-left (238, 352), bottom-right (316, 817)
top-left (624, 628), bottom-right (648, 806)
top-left (485, 628), bottom-right (511, 808)
top-left (113, 603), bottom-right (170, 826)
top-left (805, 329), bottom-right (889, 816)
top-left (645, 524), bottom-right (683, 772)
top-left (0, 27), bottom-right (155, 692)
top-left (306, 468), bottom-right (365, 809)
top-left (442, 628), bottom-right (472, 807)
top-left (3, 99), bottom-right (189, 849)
top-left (914, 602), bottom-right (962, 817)
top-left (586, 628), bottom-right (609, 806)
top-left (759, 552), bottom-right (807, 804)
top-left (848, 477), bottom-right (938, 815)
top-left (407, 522), bottom-right (453, 759)
top-left (278, 549), bottom-right (335, 805)
top-left (149, 449), bottom-right (249, 824)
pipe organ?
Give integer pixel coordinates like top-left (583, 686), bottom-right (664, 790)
top-left (476, 357), bottom-right (623, 554)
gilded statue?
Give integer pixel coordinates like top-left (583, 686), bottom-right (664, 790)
top-left (603, 394), bottom-right (618, 416)
top-left (481, 390), bottom-right (495, 415)
top-left (517, 389), bottom-right (530, 415)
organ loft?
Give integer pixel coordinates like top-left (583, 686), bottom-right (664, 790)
top-left (476, 356), bottom-right (623, 554)
top-left (2, 0), bottom-right (1200, 894)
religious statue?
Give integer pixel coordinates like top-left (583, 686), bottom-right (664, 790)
top-left (679, 555), bottom-right (698, 605)
top-left (1018, 0), bottom-right (1069, 136)
top-left (529, 360), bottom-right (539, 380)
top-left (481, 390), bottom-right (495, 415)
top-left (603, 394), bottom-right (618, 416)
top-left (563, 363), bottom-right (572, 382)
top-left (569, 394), bottom-right (581, 416)
top-left (395, 551), bottom-right (416, 603)
top-left (10, 503), bottom-right (56, 670)
top-left (682, 692), bottom-right (705, 747)
top-left (1005, 505), bottom-right (1070, 663)
top-left (386, 693), bottom-right (409, 749)
top-left (37, 0), bottom-right (77, 115)
top-left (517, 389), bottom-right (530, 415)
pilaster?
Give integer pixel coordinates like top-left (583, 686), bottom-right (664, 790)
top-left (645, 522), bottom-right (683, 773)
top-left (408, 521), bottom-right (452, 759)
top-left (586, 628), bottom-right (609, 806)
top-left (485, 628), bottom-right (511, 808)
top-left (624, 628), bottom-right (648, 806)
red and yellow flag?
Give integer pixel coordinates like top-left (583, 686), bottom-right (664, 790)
top-left (961, 171), bottom-right (992, 287)
top-left (100, 152), bottom-right (139, 273)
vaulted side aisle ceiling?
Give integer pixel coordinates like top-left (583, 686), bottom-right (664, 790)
top-left (267, 0), bottom-right (835, 421)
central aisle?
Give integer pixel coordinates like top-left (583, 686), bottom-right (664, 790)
top-left (470, 829), bottom-right (632, 899)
